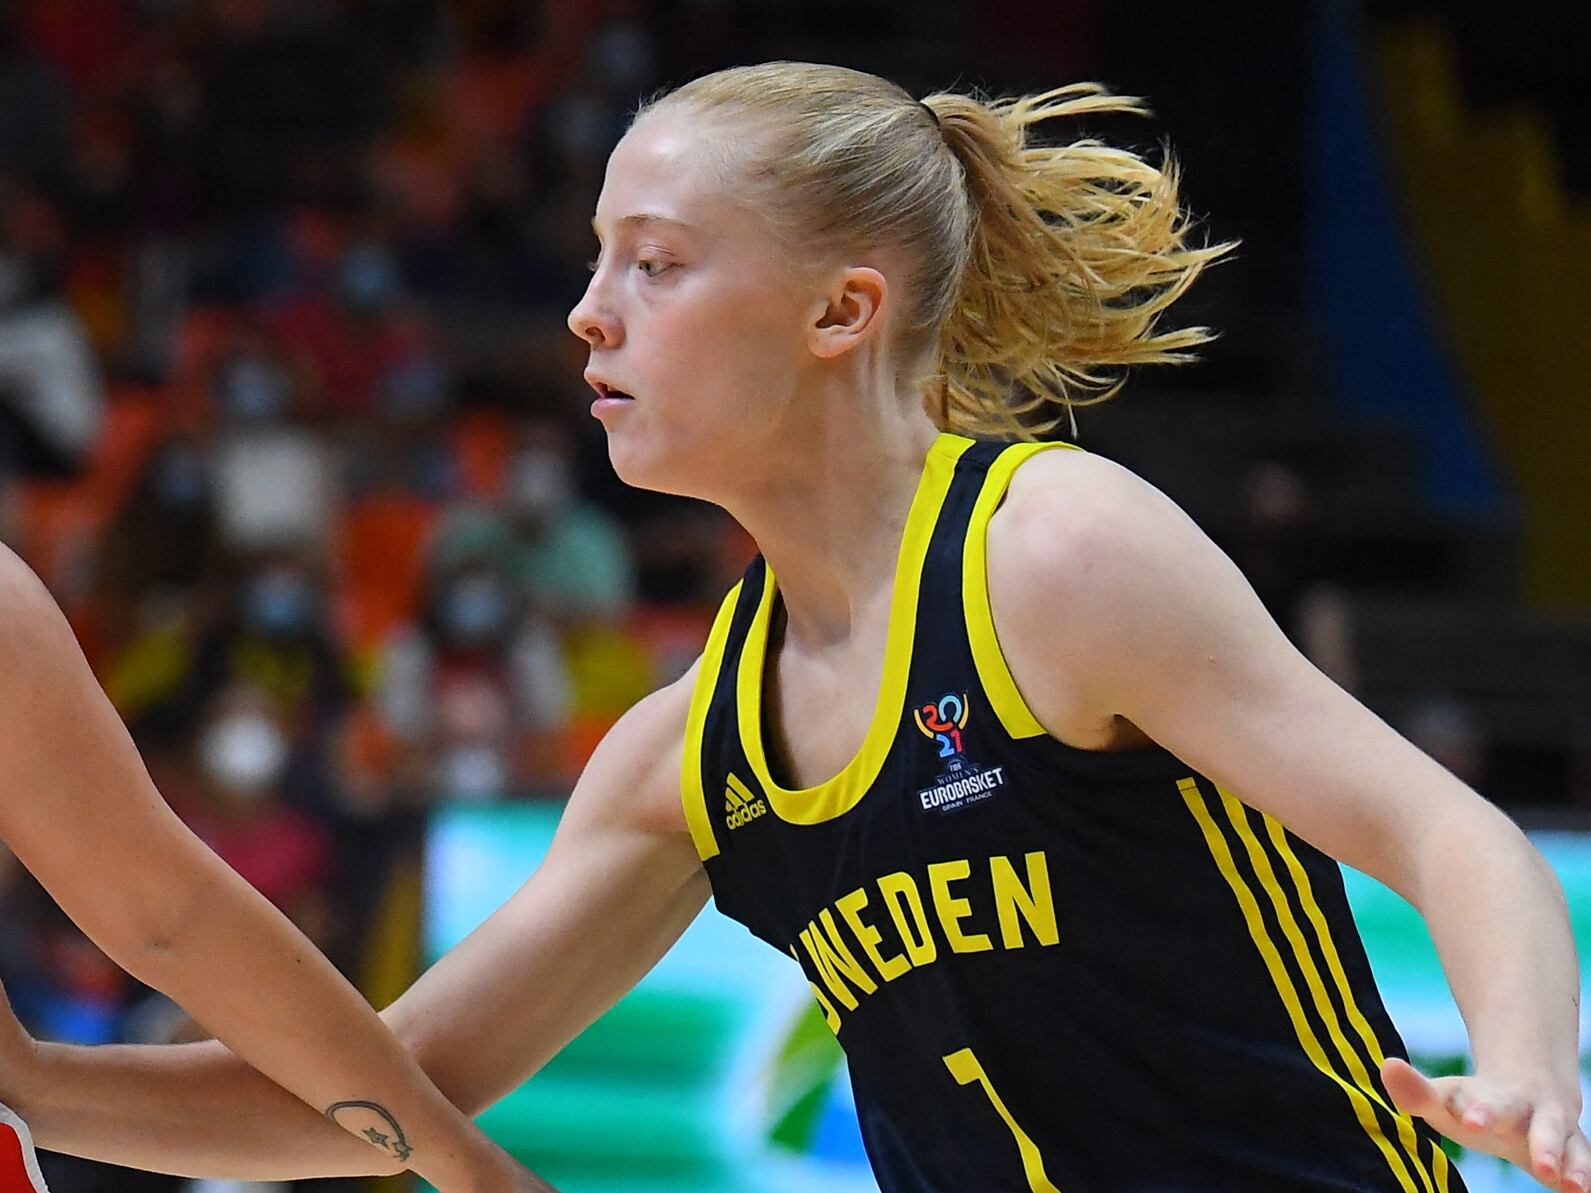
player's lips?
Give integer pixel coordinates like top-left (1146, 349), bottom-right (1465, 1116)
top-left (585, 374), bottom-right (637, 402)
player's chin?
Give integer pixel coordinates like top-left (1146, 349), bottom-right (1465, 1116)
top-left (604, 428), bottom-right (696, 498)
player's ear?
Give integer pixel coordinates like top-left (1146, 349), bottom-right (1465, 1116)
top-left (806, 266), bottom-right (888, 360)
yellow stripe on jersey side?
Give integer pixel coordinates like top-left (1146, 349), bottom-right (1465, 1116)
top-left (1177, 778), bottom-right (1426, 1193)
top-left (1215, 790), bottom-right (1438, 1193)
top-left (680, 581), bottom-right (743, 862)
top-left (736, 433), bottom-right (973, 825)
top-left (962, 439), bottom-right (1082, 740)
top-left (1262, 816), bottom-right (1452, 1193)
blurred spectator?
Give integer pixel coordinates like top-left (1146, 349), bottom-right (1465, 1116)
top-left (201, 0), bottom-right (380, 212)
top-left (1404, 695), bottom-right (1488, 793)
top-left (0, 180), bottom-right (104, 504)
top-left (402, 145), bottom-right (569, 310)
top-left (173, 683), bottom-right (335, 945)
top-left (90, 430), bottom-right (219, 660)
top-left (342, 349), bottom-right (461, 501)
top-left (209, 340), bottom-right (337, 551)
top-left (102, 583), bottom-right (205, 747)
top-left (431, 420), bottom-right (636, 624)
top-left (376, 551), bottom-right (568, 800)
top-left (1294, 584), bottom-right (1359, 695)
top-left (1227, 460), bottom-right (1325, 642)
top-left (263, 237), bottom-right (434, 419)
top-left (125, 550), bottom-right (356, 818)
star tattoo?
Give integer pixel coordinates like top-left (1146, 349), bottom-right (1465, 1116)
top-left (326, 1101), bottom-right (415, 1165)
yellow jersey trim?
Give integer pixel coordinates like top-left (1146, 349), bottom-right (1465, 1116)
top-left (963, 439), bottom-right (1081, 740)
top-left (680, 581), bottom-right (743, 861)
top-left (1179, 777), bottom-right (1441, 1193)
top-left (737, 433), bottom-right (973, 826)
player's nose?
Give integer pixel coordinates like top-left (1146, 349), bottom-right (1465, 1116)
top-left (567, 282), bottom-right (622, 348)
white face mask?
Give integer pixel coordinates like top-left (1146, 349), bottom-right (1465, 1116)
top-left (431, 744), bottom-right (509, 802)
top-left (199, 715), bottom-right (289, 798)
top-left (507, 448), bottom-right (573, 523)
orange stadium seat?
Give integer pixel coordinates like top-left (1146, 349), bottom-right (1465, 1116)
top-left (18, 390), bottom-right (166, 589)
top-left (334, 492), bottom-right (440, 655)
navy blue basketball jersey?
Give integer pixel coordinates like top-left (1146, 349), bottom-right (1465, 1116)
top-left (682, 432), bottom-right (1463, 1193)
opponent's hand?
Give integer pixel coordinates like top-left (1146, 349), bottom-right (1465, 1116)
top-left (1383, 1056), bottom-right (1590, 1192)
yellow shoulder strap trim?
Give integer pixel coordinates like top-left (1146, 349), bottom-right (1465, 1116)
top-left (680, 580), bottom-right (743, 861)
top-left (963, 440), bottom-right (1081, 740)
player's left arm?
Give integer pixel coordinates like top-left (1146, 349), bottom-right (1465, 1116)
top-left (988, 450), bottom-right (1586, 1193)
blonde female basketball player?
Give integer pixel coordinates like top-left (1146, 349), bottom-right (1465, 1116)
top-left (0, 63), bottom-right (1582, 1193)
top-left (0, 547), bottom-right (541, 1192)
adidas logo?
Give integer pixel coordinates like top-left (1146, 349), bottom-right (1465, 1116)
top-left (725, 772), bottom-right (769, 830)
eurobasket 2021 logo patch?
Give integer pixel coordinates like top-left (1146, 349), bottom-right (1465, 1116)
top-left (913, 691), bottom-right (1007, 814)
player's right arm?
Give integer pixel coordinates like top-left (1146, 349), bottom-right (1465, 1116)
top-left (0, 671), bottom-right (708, 1181)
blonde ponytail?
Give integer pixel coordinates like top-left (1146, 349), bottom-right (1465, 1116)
top-left (646, 65), bottom-right (1230, 439)
top-left (925, 85), bottom-right (1231, 437)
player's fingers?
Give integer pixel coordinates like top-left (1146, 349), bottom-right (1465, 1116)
top-left (1445, 1085), bottom-right (1486, 1130)
top-left (1382, 1058), bottom-right (1443, 1119)
top-left (1527, 1104), bottom-right (1575, 1186)
top-left (1490, 1092), bottom-right (1543, 1142)
top-left (1558, 1129), bottom-right (1591, 1193)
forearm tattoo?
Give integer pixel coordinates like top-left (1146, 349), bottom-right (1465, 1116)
top-left (325, 1101), bottom-right (414, 1163)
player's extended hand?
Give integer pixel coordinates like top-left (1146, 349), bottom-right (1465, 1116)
top-left (1383, 1056), bottom-right (1590, 1192)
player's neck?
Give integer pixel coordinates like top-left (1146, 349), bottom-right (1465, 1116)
top-left (729, 407), bottom-right (940, 652)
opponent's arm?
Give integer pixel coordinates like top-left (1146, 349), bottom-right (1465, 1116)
top-left (0, 549), bottom-right (530, 1187)
top-left (1, 657), bottom-right (705, 1181)
top-left (989, 452), bottom-right (1586, 1193)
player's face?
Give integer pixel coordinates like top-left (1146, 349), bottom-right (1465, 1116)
top-left (568, 111), bottom-right (823, 499)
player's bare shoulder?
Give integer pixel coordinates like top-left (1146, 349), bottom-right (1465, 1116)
top-left (984, 446), bottom-right (1215, 742)
top-left (560, 665), bottom-right (698, 842)
top-left (989, 445), bottom-right (1195, 588)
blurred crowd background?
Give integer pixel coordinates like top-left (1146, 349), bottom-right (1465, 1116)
top-left (0, 0), bottom-right (1585, 1189)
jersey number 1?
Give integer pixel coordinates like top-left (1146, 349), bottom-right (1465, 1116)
top-left (942, 1047), bottom-right (1061, 1193)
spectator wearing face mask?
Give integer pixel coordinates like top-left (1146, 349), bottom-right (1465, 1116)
top-left (430, 422), bottom-right (635, 624)
top-left (0, 181), bottom-right (103, 545)
top-left (427, 422), bottom-right (653, 770)
top-left (208, 342), bottom-right (337, 554)
top-left (263, 237), bottom-right (433, 420)
top-left (150, 553), bottom-right (351, 814)
top-left (373, 555), bottom-right (568, 802)
top-left (341, 350), bottom-right (462, 503)
top-left (177, 685), bottom-right (334, 945)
